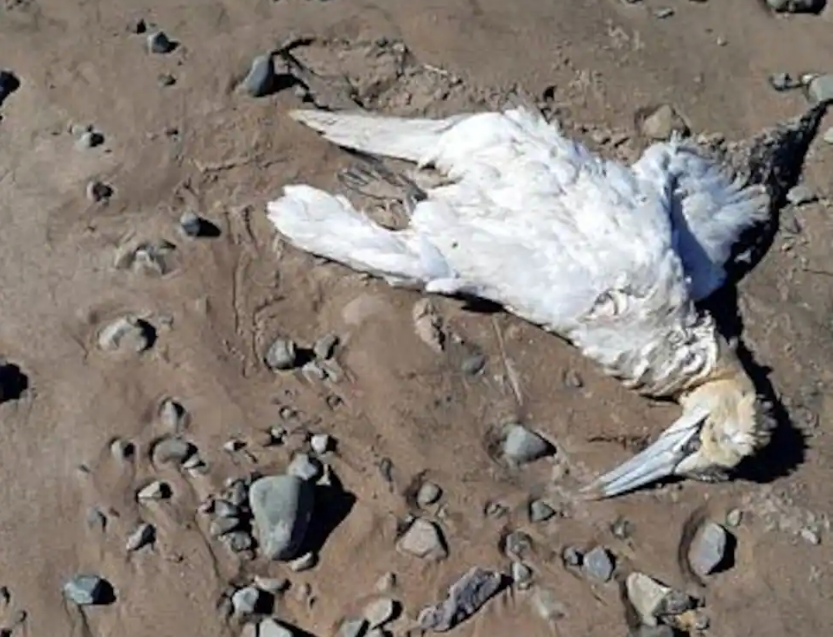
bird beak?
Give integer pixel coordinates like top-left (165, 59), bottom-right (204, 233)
top-left (581, 405), bottom-right (711, 499)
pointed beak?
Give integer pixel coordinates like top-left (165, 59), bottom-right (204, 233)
top-left (581, 405), bottom-right (711, 499)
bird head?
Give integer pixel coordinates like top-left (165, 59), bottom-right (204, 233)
top-left (584, 350), bottom-right (775, 499)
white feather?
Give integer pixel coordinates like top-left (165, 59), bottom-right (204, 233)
top-left (268, 107), bottom-right (770, 397)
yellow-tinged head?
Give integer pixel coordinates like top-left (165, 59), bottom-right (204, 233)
top-left (583, 341), bottom-right (775, 498)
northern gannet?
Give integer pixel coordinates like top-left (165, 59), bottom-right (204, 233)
top-left (265, 102), bottom-right (824, 498)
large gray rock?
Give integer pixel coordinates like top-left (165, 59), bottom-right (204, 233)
top-left (249, 475), bottom-right (315, 561)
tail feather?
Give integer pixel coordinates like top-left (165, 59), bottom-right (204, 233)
top-left (289, 109), bottom-right (466, 164)
top-left (266, 185), bottom-right (455, 287)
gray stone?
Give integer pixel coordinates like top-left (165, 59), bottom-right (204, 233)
top-left (231, 585), bottom-right (261, 615)
top-left (86, 180), bottom-right (113, 202)
top-left (769, 72), bottom-right (799, 92)
top-left (179, 211), bottom-right (203, 237)
top-left (625, 573), bottom-right (673, 626)
top-left (338, 618), bottom-right (369, 637)
top-left (313, 333), bottom-right (339, 360)
top-left (396, 518), bottom-right (448, 560)
top-left (288, 551), bottom-right (317, 572)
top-left (158, 398), bottom-right (188, 433)
top-left (126, 522), bottom-right (156, 551)
top-left (787, 184), bottom-right (817, 205)
top-left (110, 438), bottom-right (134, 461)
top-left (243, 55), bottom-right (276, 98)
top-left (259, 618), bottom-right (295, 637)
top-left (152, 437), bottom-right (195, 465)
top-left (63, 575), bottom-right (110, 605)
top-left (640, 104), bottom-right (688, 140)
top-left (97, 316), bottom-right (149, 353)
top-left (147, 31), bottom-right (175, 54)
top-left (226, 531), bottom-right (254, 552)
top-left (502, 424), bottom-right (552, 463)
top-left (529, 499), bottom-right (556, 523)
top-left (725, 509), bottom-right (743, 527)
top-left (76, 130), bottom-right (104, 149)
top-left (653, 7), bottom-right (674, 17)
top-left (137, 480), bottom-right (170, 501)
top-left (807, 74), bottom-right (833, 104)
top-left (265, 338), bottom-right (298, 371)
top-left (210, 516), bottom-right (241, 537)
top-left (511, 561), bottom-right (533, 588)
top-left (461, 351), bottom-right (486, 375)
top-left (310, 433), bottom-right (332, 454)
top-left (254, 576), bottom-right (289, 594)
top-left (287, 453), bottom-right (323, 482)
top-left (688, 521), bottom-right (729, 577)
top-left (582, 546), bottom-right (614, 582)
top-left (562, 546), bottom-right (582, 566)
top-left (364, 597), bottom-right (396, 628)
top-left (417, 567), bottom-right (504, 631)
top-left (417, 481), bottom-right (442, 507)
top-left (248, 475), bottom-right (315, 561)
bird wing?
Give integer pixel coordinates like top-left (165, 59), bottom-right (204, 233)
top-left (272, 107), bottom-right (701, 391)
top-left (632, 142), bottom-right (770, 301)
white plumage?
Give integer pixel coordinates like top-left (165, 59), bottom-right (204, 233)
top-left (267, 106), bottom-right (774, 498)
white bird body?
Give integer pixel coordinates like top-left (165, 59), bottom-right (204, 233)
top-left (268, 106), bottom-right (773, 497)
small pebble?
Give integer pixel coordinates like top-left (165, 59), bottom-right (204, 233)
top-left (396, 518), bottom-right (448, 560)
top-left (562, 546), bottom-right (583, 567)
top-left (110, 438), bottom-right (135, 461)
top-left (210, 517), bottom-right (241, 537)
top-left (126, 522), bottom-right (156, 551)
top-left (807, 74), bottom-right (833, 104)
top-left (768, 72), bottom-right (798, 92)
top-left (97, 316), bottom-right (150, 353)
top-left (63, 575), bottom-right (111, 606)
top-left (86, 180), bottom-right (113, 202)
top-left (416, 481), bottom-right (442, 507)
top-left (582, 546), bottom-right (614, 582)
top-left (725, 509), bottom-right (743, 527)
top-left (214, 500), bottom-right (240, 519)
top-left (562, 369), bottom-right (583, 388)
top-left (86, 506), bottom-right (108, 531)
top-left (179, 211), bottom-right (203, 238)
top-left (226, 531), bottom-right (254, 552)
top-left (375, 572), bottom-right (397, 592)
top-left (504, 530), bottom-right (533, 560)
top-left (137, 480), bottom-right (170, 501)
top-left (223, 438), bottom-right (246, 453)
top-left (158, 73), bottom-right (176, 87)
top-left (310, 433), bottom-right (332, 454)
top-left (363, 597), bottom-right (396, 628)
top-left (626, 573), bottom-right (673, 626)
top-left (147, 30), bottom-right (175, 54)
top-left (511, 561), bottom-right (533, 588)
top-left (502, 424), bottom-right (553, 463)
top-left (259, 618), bottom-right (295, 637)
top-left (417, 567), bottom-right (504, 631)
top-left (529, 499), bottom-right (556, 523)
top-left (787, 184), bottom-right (817, 206)
top-left (265, 338), bottom-right (298, 371)
top-left (800, 527), bottom-right (821, 545)
top-left (654, 7), bottom-right (674, 18)
top-left (767, 0), bottom-right (825, 13)
top-left (288, 551), bottom-right (317, 572)
top-left (232, 586), bottom-right (261, 615)
top-left (338, 618), bottom-right (369, 637)
top-left (688, 521), bottom-right (729, 577)
top-left (640, 104), bottom-right (688, 140)
top-left (461, 351), bottom-right (486, 375)
top-left (287, 453), bottom-right (323, 482)
top-left (254, 576), bottom-right (289, 594)
top-left (243, 54), bottom-right (276, 97)
top-left (76, 130), bottom-right (105, 149)
top-left (159, 398), bottom-right (188, 432)
top-left (152, 437), bottom-right (195, 465)
top-left (313, 333), bottom-right (339, 360)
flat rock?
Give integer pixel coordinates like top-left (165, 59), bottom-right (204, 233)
top-left (688, 521), bottom-right (730, 577)
top-left (265, 338), bottom-right (298, 371)
top-left (529, 499), bottom-right (556, 522)
top-left (417, 482), bottom-right (442, 506)
top-left (259, 618), bottom-right (295, 637)
top-left (126, 522), bottom-right (155, 551)
top-left (243, 54), bottom-right (276, 97)
top-left (287, 453), bottom-right (323, 482)
top-left (396, 518), bottom-right (448, 560)
top-left (248, 475), bottom-right (315, 561)
top-left (807, 74), bottom-right (833, 104)
top-left (231, 586), bottom-right (261, 615)
top-left (502, 424), bottom-right (553, 463)
top-left (364, 597), bottom-right (397, 628)
top-left (97, 316), bottom-right (152, 353)
top-left (63, 574), bottom-right (111, 605)
top-left (582, 546), bottom-right (614, 582)
top-left (152, 437), bottom-right (195, 465)
top-left (418, 567), bottom-right (505, 632)
top-left (640, 104), bottom-right (689, 140)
